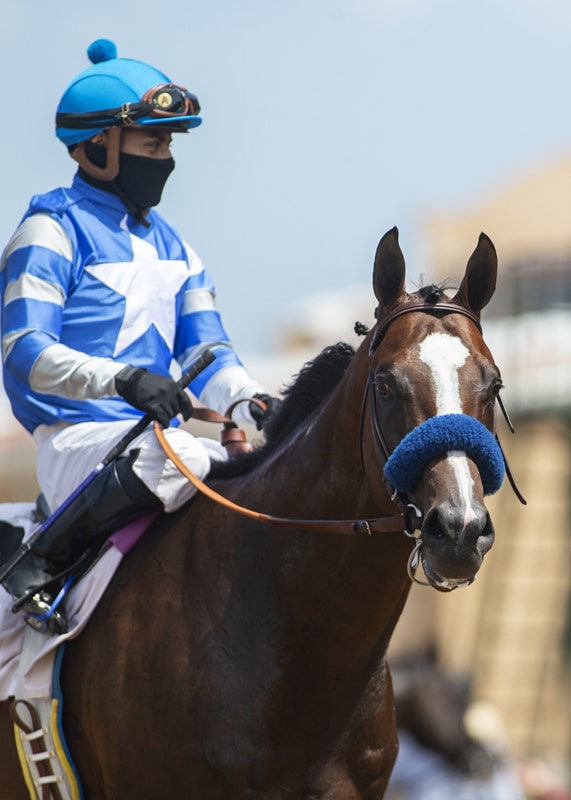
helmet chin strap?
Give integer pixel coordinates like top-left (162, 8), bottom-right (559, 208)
top-left (71, 127), bottom-right (121, 181)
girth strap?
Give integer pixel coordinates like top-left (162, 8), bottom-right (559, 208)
top-left (10, 699), bottom-right (63, 800)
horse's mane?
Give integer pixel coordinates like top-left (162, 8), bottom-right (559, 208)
top-left (208, 342), bottom-right (356, 479)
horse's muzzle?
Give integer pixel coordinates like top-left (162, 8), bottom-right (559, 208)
top-left (418, 502), bottom-right (495, 590)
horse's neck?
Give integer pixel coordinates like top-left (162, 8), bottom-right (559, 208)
top-left (227, 350), bottom-right (413, 654)
top-left (250, 352), bottom-right (389, 519)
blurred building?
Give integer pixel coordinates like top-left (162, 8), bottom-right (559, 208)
top-left (0, 374), bottom-right (38, 503)
top-left (425, 150), bottom-right (571, 414)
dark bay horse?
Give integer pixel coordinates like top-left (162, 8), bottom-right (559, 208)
top-left (0, 227), bottom-right (503, 799)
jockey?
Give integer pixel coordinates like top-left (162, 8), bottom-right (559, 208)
top-left (0, 39), bottom-right (278, 624)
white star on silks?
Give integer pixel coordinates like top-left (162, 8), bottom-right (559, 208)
top-left (85, 230), bottom-right (190, 357)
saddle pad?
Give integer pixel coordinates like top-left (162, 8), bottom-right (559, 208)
top-left (0, 510), bottom-right (159, 701)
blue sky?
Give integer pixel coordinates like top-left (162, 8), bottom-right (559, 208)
top-left (3, 0), bottom-right (571, 355)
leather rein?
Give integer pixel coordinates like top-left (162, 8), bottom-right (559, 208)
top-left (154, 420), bottom-right (409, 536)
top-left (154, 300), bottom-right (524, 538)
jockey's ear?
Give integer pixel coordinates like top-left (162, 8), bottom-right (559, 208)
top-left (453, 232), bottom-right (497, 314)
top-left (373, 227), bottom-right (406, 313)
top-left (90, 131), bottom-right (108, 147)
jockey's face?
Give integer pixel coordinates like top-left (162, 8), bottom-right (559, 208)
top-left (120, 128), bottom-right (173, 160)
top-left (91, 128), bottom-right (173, 160)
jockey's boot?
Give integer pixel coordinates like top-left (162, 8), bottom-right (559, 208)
top-left (0, 453), bottom-right (161, 620)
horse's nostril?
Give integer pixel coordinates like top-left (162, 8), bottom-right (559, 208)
top-left (475, 515), bottom-right (495, 555)
top-left (422, 510), bottom-right (447, 541)
top-left (464, 511), bottom-right (495, 553)
top-left (421, 504), bottom-right (494, 552)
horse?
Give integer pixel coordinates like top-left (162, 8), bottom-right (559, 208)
top-left (0, 226), bottom-right (504, 799)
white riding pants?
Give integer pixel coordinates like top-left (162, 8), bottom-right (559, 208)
top-left (33, 421), bottom-right (228, 513)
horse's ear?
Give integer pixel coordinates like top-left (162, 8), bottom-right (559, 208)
top-left (373, 227), bottom-right (406, 312)
top-left (453, 233), bottom-right (497, 314)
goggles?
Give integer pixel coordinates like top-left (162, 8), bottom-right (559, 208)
top-left (56, 83), bottom-right (201, 131)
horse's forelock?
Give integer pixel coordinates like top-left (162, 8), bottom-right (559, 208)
top-left (415, 280), bottom-right (457, 304)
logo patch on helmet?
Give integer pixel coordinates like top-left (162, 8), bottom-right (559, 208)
top-left (156, 91), bottom-right (175, 110)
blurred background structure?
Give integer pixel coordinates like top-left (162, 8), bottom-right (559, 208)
top-left (389, 150), bottom-right (571, 794)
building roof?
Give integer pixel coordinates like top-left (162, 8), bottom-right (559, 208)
top-left (425, 149), bottom-right (571, 277)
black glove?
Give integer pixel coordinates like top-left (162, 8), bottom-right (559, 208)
top-left (115, 366), bottom-right (193, 428)
top-left (249, 393), bottom-right (282, 431)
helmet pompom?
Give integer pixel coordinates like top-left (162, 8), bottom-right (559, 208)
top-left (87, 39), bottom-right (118, 64)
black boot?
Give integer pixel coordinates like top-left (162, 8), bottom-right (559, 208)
top-left (0, 521), bottom-right (26, 570)
top-left (1, 453), bottom-right (161, 626)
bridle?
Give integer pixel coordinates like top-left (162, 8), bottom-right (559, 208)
top-left (362, 300), bottom-right (485, 515)
top-left (154, 298), bottom-right (523, 557)
top-left (362, 300), bottom-right (489, 583)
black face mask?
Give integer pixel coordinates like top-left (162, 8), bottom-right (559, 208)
top-left (81, 141), bottom-right (175, 211)
top-left (115, 152), bottom-right (175, 210)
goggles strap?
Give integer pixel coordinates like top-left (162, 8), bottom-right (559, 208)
top-left (56, 85), bottom-right (200, 131)
top-left (71, 127), bottom-right (121, 181)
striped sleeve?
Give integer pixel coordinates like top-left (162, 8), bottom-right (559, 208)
top-left (175, 242), bottom-right (270, 418)
top-left (175, 242), bottom-right (245, 394)
top-left (1, 213), bottom-right (73, 378)
top-left (1, 213), bottom-right (130, 401)
top-left (29, 343), bottom-right (126, 400)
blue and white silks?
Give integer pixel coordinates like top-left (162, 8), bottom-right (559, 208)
top-left (0, 175), bottom-right (265, 433)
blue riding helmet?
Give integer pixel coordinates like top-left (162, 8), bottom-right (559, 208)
top-left (56, 39), bottom-right (202, 146)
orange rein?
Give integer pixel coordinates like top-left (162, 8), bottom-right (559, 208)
top-left (152, 421), bottom-right (410, 537)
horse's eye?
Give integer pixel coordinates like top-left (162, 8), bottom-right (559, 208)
top-left (375, 381), bottom-right (394, 399)
top-left (490, 377), bottom-right (504, 398)
top-left (487, 377), bottom-right (504, 404)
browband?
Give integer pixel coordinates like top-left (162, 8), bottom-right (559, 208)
top-left (370, 301), bottom-right (482, 353)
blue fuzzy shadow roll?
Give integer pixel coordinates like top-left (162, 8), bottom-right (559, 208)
top-left (384, 413), bottom-right (505, 495)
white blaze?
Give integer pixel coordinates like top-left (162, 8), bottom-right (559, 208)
top-left (418, 332), bottom-right (467, 414)
top-left (418, 332), bottom-right (478, 528)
